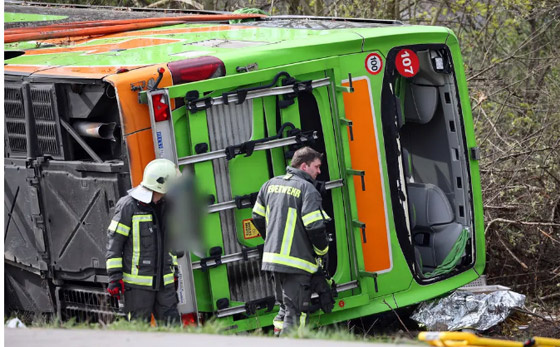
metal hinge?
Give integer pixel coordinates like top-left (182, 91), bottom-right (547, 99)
top-left (353, 220), bottom-right (367, 243)
top-left (348, 169), bottom-right (366, 191)
top-left (340, 118), bottom-right (354, 140)
top-left (470, 146), bottom-right (481, 160)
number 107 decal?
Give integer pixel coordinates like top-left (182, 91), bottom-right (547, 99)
top-left (396, 49), bottom-right (419, 78)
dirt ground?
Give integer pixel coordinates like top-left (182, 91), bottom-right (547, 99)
top-left (489, 307), bottom-right (560, 340)
top-left (348, 301), bottom-right (560, 341)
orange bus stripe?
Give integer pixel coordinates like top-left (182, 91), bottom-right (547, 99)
top-left (4, 65), bottom-right (50, 74)
top-left (102, 25), bottom-right (252, 39)
top-left (343, 77), bottom-right (392, 273)
top-left (23, 38), bottom-right (181, 56)
top-left (5, 65), bottom-right (144, 78)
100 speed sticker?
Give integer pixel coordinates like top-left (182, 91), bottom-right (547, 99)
top-left (365, 53), bottom-right (383, 75)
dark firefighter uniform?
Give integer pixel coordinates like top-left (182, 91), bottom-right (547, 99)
top-left (252, 166), bottom-right (330, 332)
top-left (106, 194), bottom-right (179, 322)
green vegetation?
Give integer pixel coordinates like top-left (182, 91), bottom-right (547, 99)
top-left (20, 315), bottom-right (414, 343)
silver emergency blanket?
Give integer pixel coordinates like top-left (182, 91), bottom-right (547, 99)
top-left (411, 290), bottom-right (526, 331)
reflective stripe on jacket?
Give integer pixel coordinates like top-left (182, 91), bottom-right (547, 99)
top-left (106, 194), bottom-right (176, 290)
top-left (252, 167), bottom-right (330, 275)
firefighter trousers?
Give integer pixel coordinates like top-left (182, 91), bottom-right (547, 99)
top-left (272, 272), bottom-right (312, 335)
top-left (124, 284), bottom-right (179, 324)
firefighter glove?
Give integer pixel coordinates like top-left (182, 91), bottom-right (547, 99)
top-left (310, 273), bottom-right (335, 313)
top-left (107, 279), bottom-right (125, 299)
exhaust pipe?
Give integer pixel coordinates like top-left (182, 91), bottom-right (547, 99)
top-left (73, 121), bottom-right (117, 141)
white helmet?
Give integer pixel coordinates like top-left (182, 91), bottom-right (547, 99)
top-left (141, 158), bottom-right (180, 194)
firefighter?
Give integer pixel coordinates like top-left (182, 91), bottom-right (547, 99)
top-left (106, 158), bottom-right (181, 324)
top-left (252, 146), bottom-right (331, 335)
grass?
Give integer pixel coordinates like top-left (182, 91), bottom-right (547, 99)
top-left (7, 313), bottom-right (420, 344)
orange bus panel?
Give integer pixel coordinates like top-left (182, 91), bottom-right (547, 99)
top-left (342, 77), bottom-right (392, 274)
top-left (23, 38), bottom-right (181, 56)
top-left (105, 64), bottom-right (174, 187)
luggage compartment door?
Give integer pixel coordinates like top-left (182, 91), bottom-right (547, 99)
top-left (144, 57), bottom-right (356, 318)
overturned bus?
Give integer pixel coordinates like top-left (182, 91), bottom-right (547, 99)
top-left (4, 9), bottom-right (484, 331)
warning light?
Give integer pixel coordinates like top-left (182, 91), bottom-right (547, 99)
top-left (338, 300), bottom-right (345, 308)
top-left (168, 56), bottom-right (225, 84)
top-left (181, 313), bottom-right (197, 327)
top-left (151, 93), bottom-right (170, 122)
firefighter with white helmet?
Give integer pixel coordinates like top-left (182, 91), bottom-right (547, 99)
top-left (106, 158), bottom-right (181, 323)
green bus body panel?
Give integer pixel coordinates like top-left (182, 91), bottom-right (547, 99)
top-left (445, 32), bottom-right (486, 275)
top-left (5, 12), bottom-right (68, 22)
top-left (173, 60), bottom-right (360, 315)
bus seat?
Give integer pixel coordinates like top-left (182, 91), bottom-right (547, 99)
top-left (407, 183), bottom-right (453, 227)
top-left (407, 182), bottom-right (463, 271)
top-left (403, 83), bottom-right (439, 124)
top-left (432, 223), bottom-right (464, 265)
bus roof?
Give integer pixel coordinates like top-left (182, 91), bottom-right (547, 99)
top-left (5, 17), bottom-right (450, 79)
